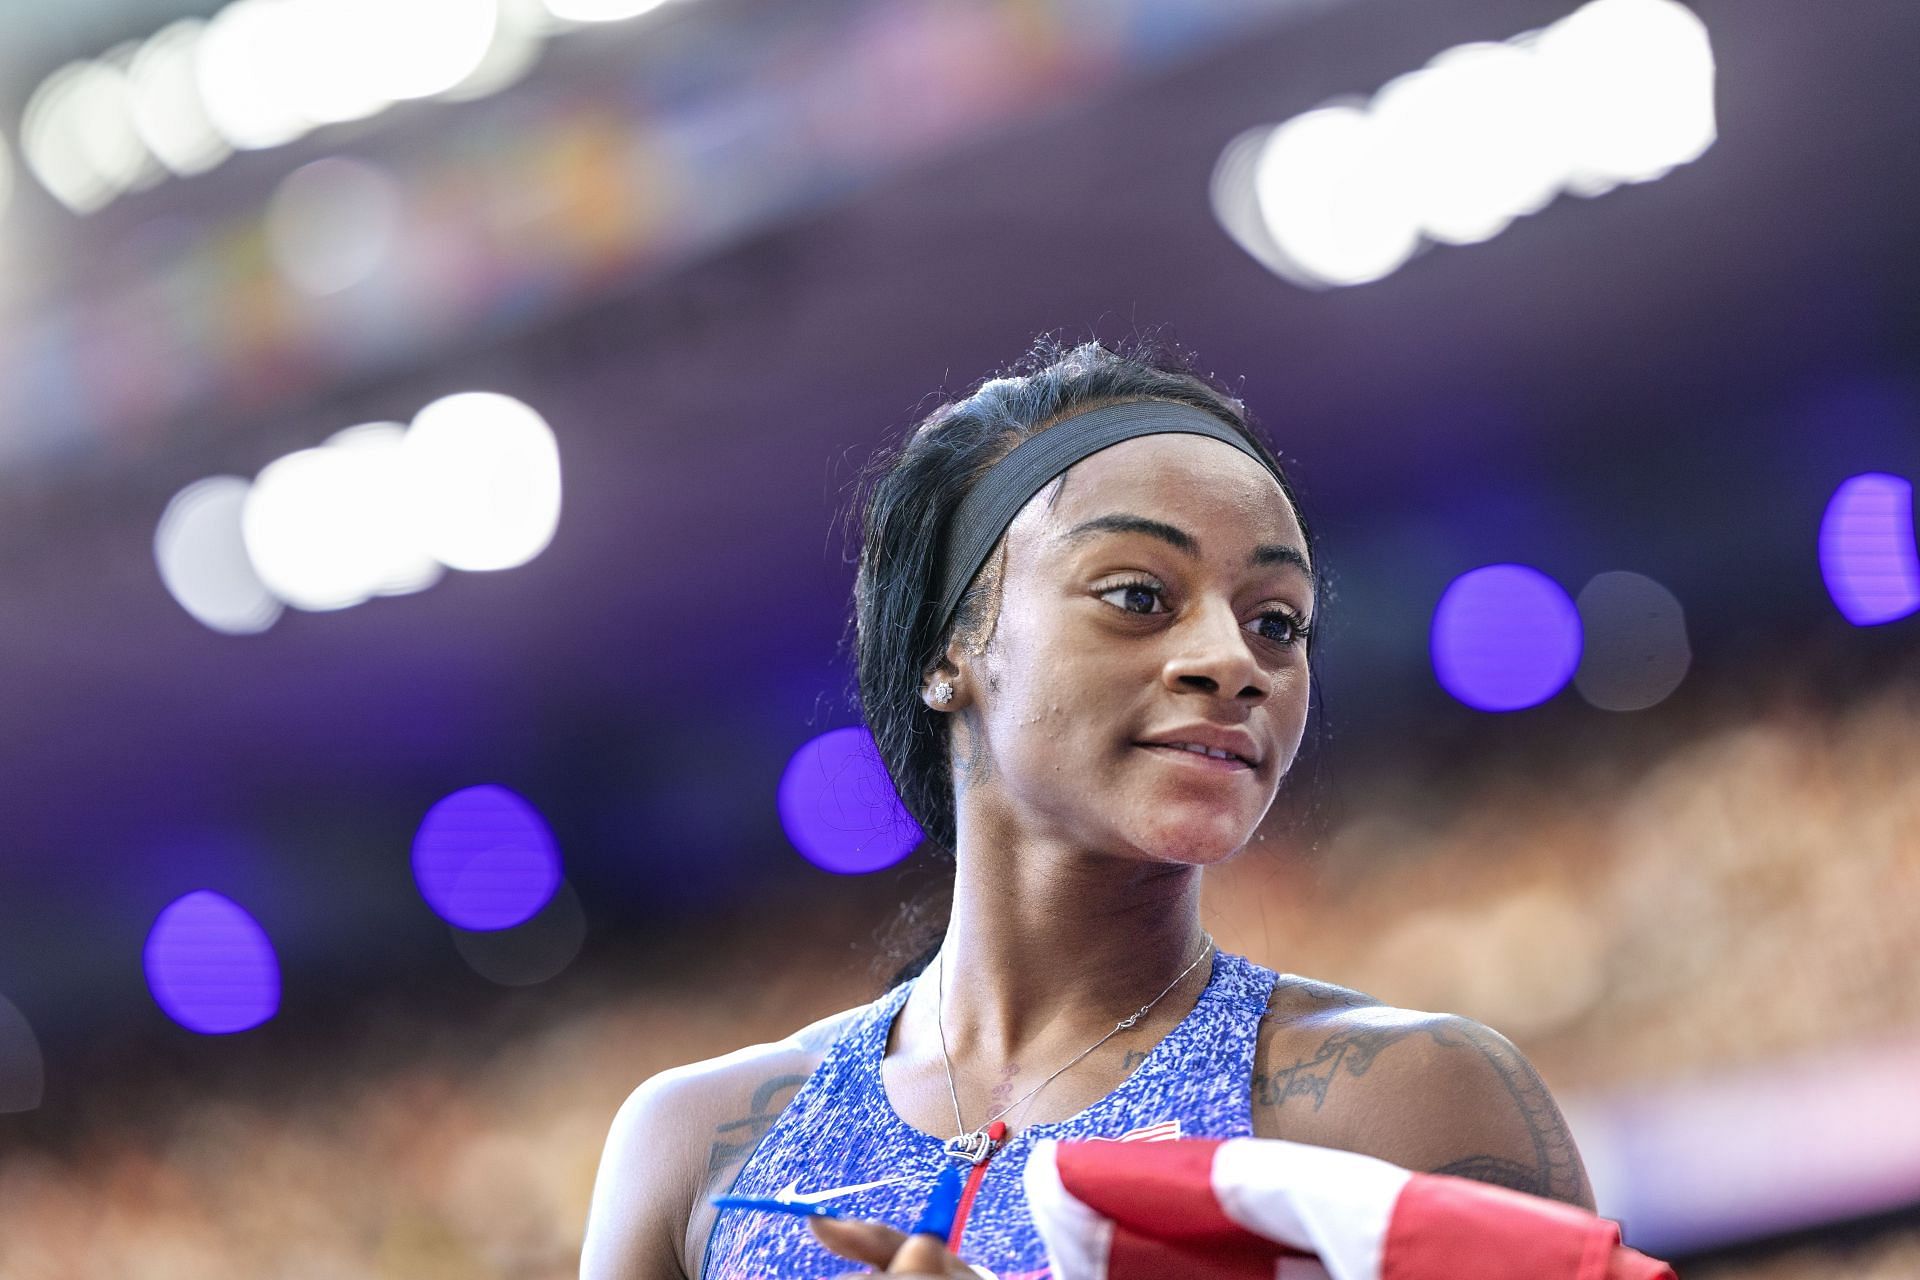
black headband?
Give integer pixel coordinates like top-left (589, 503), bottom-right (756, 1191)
top-left (931, 400), bottom-right (1280, 640)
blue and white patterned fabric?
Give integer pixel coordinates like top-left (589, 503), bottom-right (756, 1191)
top-left (702, 949), bottom-right (1280, 1279)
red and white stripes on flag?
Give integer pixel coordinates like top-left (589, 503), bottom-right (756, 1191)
top-left (1022, 1137), bottom-right (1676, 1280)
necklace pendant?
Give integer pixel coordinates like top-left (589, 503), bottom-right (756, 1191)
top-left (943, 1129), bottom-right (999, 1165)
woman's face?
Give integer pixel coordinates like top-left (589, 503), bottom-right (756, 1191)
top-left (941, 432), bottom-right (1313, 866)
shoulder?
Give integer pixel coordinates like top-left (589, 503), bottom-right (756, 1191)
top-left (1252, 977), bottom-right (1595, 1210)
top-left (581, 1003), bottom-right (871, 1280)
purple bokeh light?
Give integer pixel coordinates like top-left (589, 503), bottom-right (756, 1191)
top-left (1819, 473), bottom-right (1920, 626)
top-left (778, 727), bottom-right (922, 874)
top-left (144, 891), bottom-right (281, 1035)
top-left (1431, 564), bottom-right (1583, 712)
top-left (412, 784), bottom-right (562, 930)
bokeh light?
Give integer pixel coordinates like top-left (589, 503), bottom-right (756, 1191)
top-left (1536, 0), bottom-right (1717, 194)
top-left (1213, 0), bottom-right (1715, 288)
top-left (777, 727), bottom-right (921, 874)
top-left (1819, 472), bottom-right (1920, 626)
top-left (544, 0), bottom-right (671, 24)
top-left (1251, 106), bottom-right (1420, 289)
top-left (1574, 570), bottom-right (1692, 711)
top-left (195, 0), bottom-right (315, 151)
top-left (402, 392), bottom-right (563, 572)
top-left (265, 158), bottom-right (404, 297)
top-left (321, 424), bottom-right (445, 596)
top-left (126, 19), bottom-right (232, 177)
top-left (413, 784), bottom-right (563, 930)
top-left (171, 393), bottom-right (553, 625)
top-left (0, 994), bottom-right (46, 1114)
top-left (21, 59), bottom-right (161, 215)
top-left (1431, 564), bottom-right (1583, 711)
top-left (1371, 43), bottom-right (1560, 246)
top-left (241, 444), bottom-right (387, 611)
top-left (451, 880), bottom-right (587, 986)
top-left (144, 891), bottom-right (281, 1035)
top-left (439, 0), bottom-right (552, 101)
top-left (361, 0), bottom-right (500, 101)
top-left (154, 476), bottom-right (284, 635)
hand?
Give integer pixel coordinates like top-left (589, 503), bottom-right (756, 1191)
top-left (809, 1214), bottom-right (984, 1278)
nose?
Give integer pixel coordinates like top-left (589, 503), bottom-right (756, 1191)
top-left (1160, 600), bottom-right (1272, 705)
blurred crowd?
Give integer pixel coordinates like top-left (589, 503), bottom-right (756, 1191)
top-left (3, 676), bottom-right (1919, 1277)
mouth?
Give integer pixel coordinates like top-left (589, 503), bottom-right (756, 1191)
top-left (1136, 742), bottom-right (1256, 772)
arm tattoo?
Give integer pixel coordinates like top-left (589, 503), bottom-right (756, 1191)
top-left (1254, 1009), bottom-right (1592, 1208)
top-left (1429, 1154), bottom-right (1549, 1198)
top-left (1252, 1022), bottom-right (1456, 1111)
top-left (1274, 976), bottom-right (1378, 1010)
top-left (1441, 1020), bottom-right (1590, 1206)
top-left (705, 1073), bottom-right (808, 1178)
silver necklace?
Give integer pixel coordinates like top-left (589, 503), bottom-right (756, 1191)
top-left (933, 934), bottom-right (1215, 1164)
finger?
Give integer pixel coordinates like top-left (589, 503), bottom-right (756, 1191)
top-left (808, 1214), bottom-right (910, 1268)
top-left (885, 1233), bottom-right (971, 1275)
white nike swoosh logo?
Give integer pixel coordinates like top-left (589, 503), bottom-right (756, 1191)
top-left (773, 1173), bottom-right (912, 1204)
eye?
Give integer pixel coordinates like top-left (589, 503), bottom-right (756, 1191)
top-left (1097, 577), bottom-right (1168, 615)
top-left (1249, 610), bottom-right (1310, 648)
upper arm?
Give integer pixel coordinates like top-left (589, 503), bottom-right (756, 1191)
top-left (581, 1069), bottom-right (711, 1280)
top-left (1347, 1013), bottom-right (1596, 1210)
top-left (1252, 998), bottom-right (1594, 1211)
top-left (580, 1010), bottom-right (855, 1280)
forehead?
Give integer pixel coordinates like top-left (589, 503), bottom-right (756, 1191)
top-left (1025, 432), bottom-right (1304, 552)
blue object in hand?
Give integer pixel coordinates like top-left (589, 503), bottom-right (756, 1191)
top-left (911, 1163), bottom-right (965, 1240)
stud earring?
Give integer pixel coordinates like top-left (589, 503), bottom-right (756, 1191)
top-left (930, 681), bottom-right (955, 706)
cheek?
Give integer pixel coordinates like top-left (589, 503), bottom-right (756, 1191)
top-left (1270, 666), bottom-right (1312, 764)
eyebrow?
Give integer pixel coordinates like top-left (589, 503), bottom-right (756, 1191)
top-left (1061, 513), bottom-right (1312, 576)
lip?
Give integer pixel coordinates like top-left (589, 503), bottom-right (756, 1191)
top-left (1137, 726), bottom-right (1262, 768)
top-left (1137, 743), bottom-right (1254, 773)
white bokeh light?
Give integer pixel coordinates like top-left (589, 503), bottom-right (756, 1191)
top-left (543, 0), bottom-right (670, 24)
top-left (1371, 43), bottom-right (1562, 246)
top-left (280, 0), bottom-right (394, 126)
top-left (155, 476), bottom-right (284, 634)
top-left (127, 20), bottom-right (233, 176)
top-left (1253, 106), bottom-right (1420, 288)
top-left (243, 445), bottom-right (385, 611)
top-left (1216, 0), bottom-right (1714, 288)
top-left (439, 0), bottom-right (552, 102)
top-left (367, 0), bottom-right (500, 100)
top-left (322, 423), bottom-right (444, 596)
top-left (195, 0), bottom-right (314, 150)
top-left (402, 392), bottom-right (562, 572)
top-left (1539, 0), bottom-right (1717, 193)
top-left (21, 59), bottom-right (159, 214)
top-left (243, 422), bottom-right (455, 610)
top-left (265, 157), bottom-right (403, 297)
top-left (17, 0), bottom-right (589, 202)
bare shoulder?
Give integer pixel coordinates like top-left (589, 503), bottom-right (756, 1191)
top-left (580, 1004), bottom-right (868, 1280)
top-left (1252, 977), bottom-right (1595, 1210)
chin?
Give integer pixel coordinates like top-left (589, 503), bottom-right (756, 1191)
top-left (1130, 810), bottom-right (1256, 867)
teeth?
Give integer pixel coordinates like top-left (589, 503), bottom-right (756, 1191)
top-left (1169, 743), bottom-right (1241, 763)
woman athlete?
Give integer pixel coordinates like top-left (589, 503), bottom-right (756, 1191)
top-left (580, 339), bottom-right (1594, 1280)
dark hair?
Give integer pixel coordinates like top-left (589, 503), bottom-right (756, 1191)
top-left (849, 334), bottom-right (1321, 985)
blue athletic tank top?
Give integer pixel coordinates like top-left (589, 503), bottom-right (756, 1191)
top-left (701, 949), bottom-right (1280, 1280)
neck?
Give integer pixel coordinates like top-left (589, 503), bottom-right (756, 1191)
top-left (927, 819), bottom-right (1212, 1059)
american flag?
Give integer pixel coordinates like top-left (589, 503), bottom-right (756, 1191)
top-left (1021, 1136), bottom-right (1676, 1280)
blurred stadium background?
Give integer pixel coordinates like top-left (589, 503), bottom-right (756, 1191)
top-left (1, 0), bottom-right (1919, 1274)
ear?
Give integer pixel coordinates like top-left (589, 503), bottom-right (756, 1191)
top-left (921, 649), bottom-right (974, 713)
